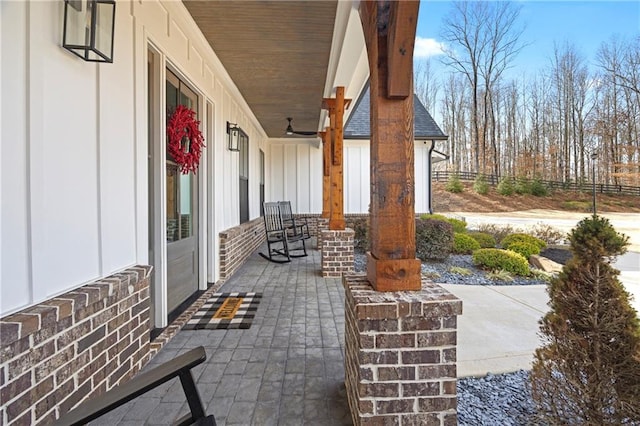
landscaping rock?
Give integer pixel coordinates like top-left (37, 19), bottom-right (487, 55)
top-left (530, 254), bottom-right (563, 274)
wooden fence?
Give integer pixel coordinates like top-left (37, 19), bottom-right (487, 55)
top-left (433, 171), bottom-right (640, 196)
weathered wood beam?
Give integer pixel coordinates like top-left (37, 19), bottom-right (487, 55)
top-left (359, 0), bottom-right (421, 291)
top-left (387, 1), bottom-right (419, 98)
top-left (322, 87), bottom-right (351, 231)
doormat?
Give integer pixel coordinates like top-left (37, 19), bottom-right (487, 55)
top-left (182, 292), bottom-right (262, 330)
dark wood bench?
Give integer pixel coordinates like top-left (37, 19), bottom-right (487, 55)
top-left (55, 346), bottom-right (215, 426)
top-left (259, 202), bottom-right (308, 263)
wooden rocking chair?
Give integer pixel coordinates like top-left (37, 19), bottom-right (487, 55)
top-left (259, 202), bottom-right (307, 263)
top-left (278, 201), bottom-right (311, 240)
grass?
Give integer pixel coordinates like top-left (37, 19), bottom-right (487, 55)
top-left (449, 266), bottom-right (472, 276)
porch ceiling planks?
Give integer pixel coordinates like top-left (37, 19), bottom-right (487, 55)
top-left (183, 1), bottom-right (338, 137)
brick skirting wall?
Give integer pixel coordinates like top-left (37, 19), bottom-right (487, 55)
top-left (321, 228), bottom-right (355, 277)
top-left (0, 265), bottom-right (152, 425)
top-left (344, 274), bottom-right (463, 425)
top-left (219, 218), bottom-right (266, 281)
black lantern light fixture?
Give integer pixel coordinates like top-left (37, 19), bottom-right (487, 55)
top-left (63, 0), bottom-right (116, 63)
top-left (227, 122), bottom-right (241, 152)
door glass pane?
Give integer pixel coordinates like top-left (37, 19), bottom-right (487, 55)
top-left (180, 174), bottom-right (192, 238)
top-left (166, 164), bottom-right (179, 242)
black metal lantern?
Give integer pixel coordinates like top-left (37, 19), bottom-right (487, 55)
top-left (227, 122), bottom-right (241, 152)
top-left (63, 0), bottom-right (116, 63)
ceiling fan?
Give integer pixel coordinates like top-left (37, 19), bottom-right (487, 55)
top-left (285, 117), bottom-right (318, 136)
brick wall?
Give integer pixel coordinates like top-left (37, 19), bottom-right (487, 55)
top-left (0, 265), bottom-right (152, 425)
top-left (219, 218), bottom-right (266, 280)
top-left (344, 274), bottom-right (463, 425)
top-left (320, 228), bottom-right (355, 277)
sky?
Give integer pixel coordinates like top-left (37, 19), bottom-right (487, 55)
top-left (415, 0), bottom-right (640, 79)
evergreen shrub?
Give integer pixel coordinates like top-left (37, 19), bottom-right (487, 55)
top-left (497, 176), bottom-right (515, 196)
top-left (468, 231), bottom-right (497, 248)
top-left (472, 248), bottom-right (530, 276)
top-left (530, 178), bottom-right (549, 197)
top-left (531, 215), bottom-right (640, 423)
top-left (445, 173), bottom-right (464, 193)
top-left (473, 174), bottom-right (489, 195)
top-left (415, 218), bottom-right (454, 261)
top-left (453, 232), bottom-right (481, 254)
top-left (501, 233), bottom-right (546, 251)
top-left (515, 176), bottom-right (531, 195)
top-left (505, 240), bottom-right (540, 260)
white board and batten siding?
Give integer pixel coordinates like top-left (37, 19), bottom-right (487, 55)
top-left (1, 1), bottom-right (267, 315)
top-left (268, 139), bottom-right (433, 215)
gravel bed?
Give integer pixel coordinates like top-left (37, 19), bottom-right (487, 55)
top-left (354, 253), bottom-right (548, 285)
top-left (457, 370), bottom-right (540, 425)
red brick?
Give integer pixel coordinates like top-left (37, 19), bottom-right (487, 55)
top-left (418, 396), bottom-right (457, 412)
top-left (375, 333), bottom-right (416, 349)
top-left (59, 380), bottom-right (92, 415)
top-left (358, 319), bottom-right (398, 333)
top-left (34, 344), bottom-right (75, 382)
top-left (418, 365), bottom-right (456, 380)
top-left (400, 317), bottom-right (441, 332)
top-left (359, 350), bottom-right (398, 365)
top-left (400, 413), bottom-right (440, 426)
top-left (56, 351), bottom-right (91, 385)
top-left (360, 416), bottom-right (400, 426)
top-left (358, 382), bottom-right (399, 398)
top-left (56, 320), bottom-right (92, 351)
top-left (442, 380), bottom-right (456, 395)
top-left (442, 348), bottom-right (456, 363)
top-left (401, 350), bottom-right (440, 365)
top-left (416, 331), bottom-right (456, 348)
top-left (3, 314), bottom-right (39, 340)
top-left (378, 366), bottom-right (415, 381)
top-left (0, 335), bottom-right (29, 365)
top-left (77, 352), bottom-right (107, 385)
top-left (0, 371), bottom-right (31, 405)
top-left (401, 382), bottom-right (440, 397)
top-left (7, 341), bottom-right (55, 381)
top-left (77, 324), bottom-right (106, 354)
top-left (376, 398), bottom-right (415, 414)
top-left (7, 408), bottom-right (32, 426)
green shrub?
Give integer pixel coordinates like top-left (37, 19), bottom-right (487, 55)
top-left (420, 214), bottom-right (467, 233)
top-left (473, 174), bottom-right (489, 195)
top-left (515, 176), bottom-right (531, 195)
top-left (445, 173), bottom-right (464, 193)
top-left (531, 216), bottom-right (639, 423)
top-left (497, 176), bottom-right (515, 196)
top-left (472, 248), bottom-right (530, 276)
top-left (453, 232), bottom-right (481, 254)
top-left (468, 232), bottom-right (497, 248)
top-left (415, 218), bottom-right (454, 261)
top-left (530, 178), bottom-right (548, 197)
top-left (505, 240), bottom-right (540, 259)
top-left (500, 233), bottom-right (546, 251)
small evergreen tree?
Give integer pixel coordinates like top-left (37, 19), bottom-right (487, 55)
top-left (445, 173), bottom-right (464, 193)
top-left (473, 174), bottom-right (489, 195)
top-left (531, 215), bottom-right (640, 424)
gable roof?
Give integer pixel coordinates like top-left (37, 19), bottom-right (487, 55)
top-left (344, 82), bottom-right (448, 140)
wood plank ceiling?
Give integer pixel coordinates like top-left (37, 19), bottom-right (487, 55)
top-left (183, 1), bottom-right (338, 137)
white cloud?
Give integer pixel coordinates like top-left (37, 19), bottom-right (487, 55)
top-left (414, 37), bottom-right (446, 58)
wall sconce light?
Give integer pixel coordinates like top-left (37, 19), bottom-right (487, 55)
top-left (63, 0), bottom-right (116, 63)
top-left (227, 122), bottom-right (241, 152)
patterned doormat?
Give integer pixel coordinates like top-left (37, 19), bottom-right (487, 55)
top-left (182, 292), bottom-right (262, 330)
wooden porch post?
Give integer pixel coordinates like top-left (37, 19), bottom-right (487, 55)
top-left (322, 86), bottom-right (351, 230)
top-left (360, 1), bottom-right (421, 291)
top-left (320, 128), bottom-right (331, 219)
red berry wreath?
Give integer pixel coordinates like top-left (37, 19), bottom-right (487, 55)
top-left (167, 105), bottom-right (205, 174)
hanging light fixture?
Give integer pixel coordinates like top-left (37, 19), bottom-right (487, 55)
top-left (62, 0), bottom-right (116, 63)
top-left (227, 122), bottom-right (241, 152)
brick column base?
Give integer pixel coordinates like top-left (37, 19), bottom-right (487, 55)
top-left (316, 217), bottom-right (329, 249)
top-left (344, 274), bottom-right (463, 425)
top-left (321, 228), bottom-right (354, 277)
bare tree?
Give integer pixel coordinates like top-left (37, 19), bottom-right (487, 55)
top-left (440, 0), bottom-right (525, 174)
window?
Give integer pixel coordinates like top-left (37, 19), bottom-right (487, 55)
top-left (259, 150), bottom-right (265, 216)
top-left (239, 131), bottom-right (249, 223)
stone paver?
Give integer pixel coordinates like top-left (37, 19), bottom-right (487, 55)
top-left (94, 243), bottom-right (351, 425)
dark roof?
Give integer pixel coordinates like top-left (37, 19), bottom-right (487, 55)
top-left (344, 82), bottom-right (448, 140)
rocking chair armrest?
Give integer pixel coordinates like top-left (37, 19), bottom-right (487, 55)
top-left (55, 347), bottom-right (208, 426)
